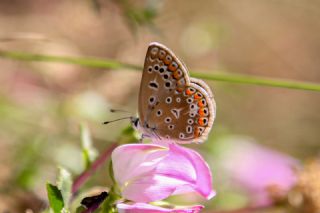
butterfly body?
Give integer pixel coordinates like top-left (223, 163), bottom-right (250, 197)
top-left (135, 42), bottom-right (216, 144)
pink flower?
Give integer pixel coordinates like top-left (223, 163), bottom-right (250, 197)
top-left (111, 143), bottom-right (215, 203)
top-left (117, 203), bottom-right (203, 213)
top-left (217, 136), bottom-right (299, 206)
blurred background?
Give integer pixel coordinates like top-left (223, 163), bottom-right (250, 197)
top-left (0, 0), bottom-right (319, 212)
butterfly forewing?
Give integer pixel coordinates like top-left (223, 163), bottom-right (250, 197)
top-left (138, 42), bottom-right (189, 126)
top-left (138, 42), bottom-right (216, 143)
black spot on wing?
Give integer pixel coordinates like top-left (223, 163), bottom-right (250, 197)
top-left (149, 82), bottom-right (158, 89)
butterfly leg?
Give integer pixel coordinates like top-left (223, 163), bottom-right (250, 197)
top-left (138, 134), bottom-right (146, 143)
top-left (151, 127), bottom-right (162, 141)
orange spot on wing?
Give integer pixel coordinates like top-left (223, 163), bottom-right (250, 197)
top-left (198, 108), bottom-right (206, 117)
top-left (175, 87), bottom-right (184, 93)
top-left (164, 58), bottom-right (171, 65)
top-left (168, 63), bottom-right (178, 71)
top-left (158, 50), bottom-right (166, 59)
top-left (194, 93), bottom-right (202, 99)
top-left (186, 88), bottom-right (195, 95)
top-left (198, 117), bottom-right (207, 126)
top-left (173, 71), bottom-right (181, 79)
top-left (197, 99), bottom-right (205, 107)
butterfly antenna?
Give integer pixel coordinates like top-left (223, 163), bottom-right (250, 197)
top-left (102, 116), bottom-right (132, 125)
top-left (109, 108), bottom-right (132, 114)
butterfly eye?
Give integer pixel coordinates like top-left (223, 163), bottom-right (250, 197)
top-left (156, 109), bottom-right (162, 116)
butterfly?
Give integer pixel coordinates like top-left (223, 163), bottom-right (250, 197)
top-left (131, 42), bottom-right (216, 144)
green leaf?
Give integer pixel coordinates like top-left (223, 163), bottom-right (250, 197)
top-left (46, 183), bottom-right (64, 213)
top-left (80, 123), bottom-right (98, 169)
top-left (57, 167), bottom-right (72, 209)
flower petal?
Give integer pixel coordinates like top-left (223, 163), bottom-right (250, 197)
top-left (112, 143), bottom-right (215, 202)
top-left (218, 136), bottom-right (299, 206)
top-left (121, 173), bottom-right (191, 202)
top-left (112, 144), bottom-right (168, 186)
top-left (117, 203), bottom-right (203, 213)
top-left (158, 144), bottom-right (215, 199)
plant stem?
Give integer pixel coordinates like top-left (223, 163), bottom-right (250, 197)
top-left (0, 50), bottom-right (141, 70)
top-left (72, 143), bottom-right (118, 195)
top-left (192, 72), bottom-right (320, 92)
top-left (0, 50), bottom-right (320, 92)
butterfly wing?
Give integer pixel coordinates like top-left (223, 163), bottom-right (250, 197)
top-left (189, 78), bottom-right (216, 143)
top-left (138, 42), bottom-right (216, 143)
top-left (138, 42), bottom-right (190, 128)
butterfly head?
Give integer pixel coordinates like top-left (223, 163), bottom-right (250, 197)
top-left (131, 117), bottom-right (163, 141)
top-left (131, 117), bottom-right (149, 135)
top-left (131, 117), bottom-right (140, 130)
